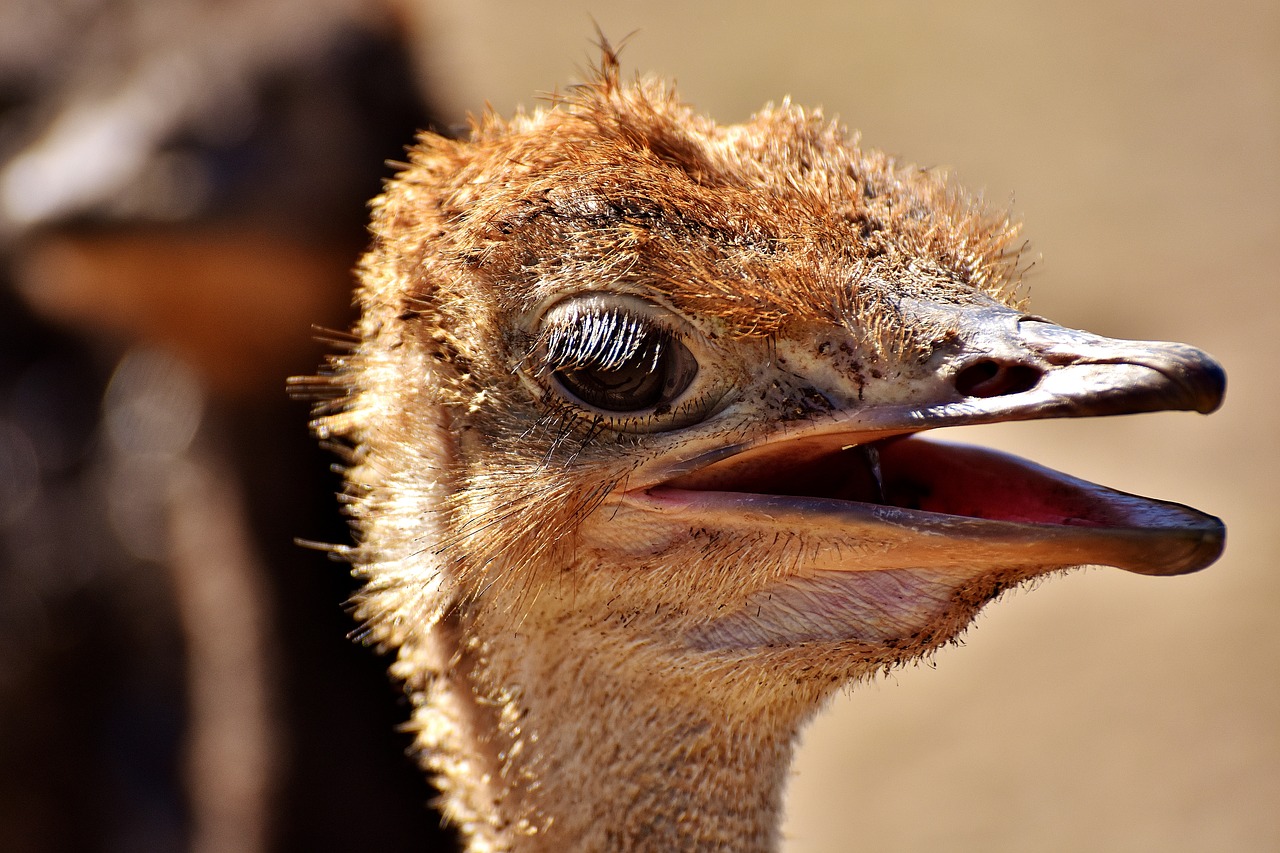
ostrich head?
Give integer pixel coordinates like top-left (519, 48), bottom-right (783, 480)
top-left (305, 52), bottom-right (1224, 851)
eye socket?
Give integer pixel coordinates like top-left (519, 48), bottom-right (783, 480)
top-left (533, 293), bottom-right (703, 422)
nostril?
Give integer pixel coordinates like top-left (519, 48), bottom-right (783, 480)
top-left (954, 359), bottom-right (1043, 398)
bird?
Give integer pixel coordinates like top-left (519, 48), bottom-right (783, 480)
top-left (301, 47), bottom-right (1226, 852)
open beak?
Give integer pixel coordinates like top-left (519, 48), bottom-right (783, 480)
top-left (623, 304), bottom-right (1226, 580)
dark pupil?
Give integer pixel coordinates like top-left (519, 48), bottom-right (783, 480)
top-left (555, 331), bottom-right (689, 413)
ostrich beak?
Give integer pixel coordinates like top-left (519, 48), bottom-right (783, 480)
top-left (625, 304), bottom-right (1226, 581)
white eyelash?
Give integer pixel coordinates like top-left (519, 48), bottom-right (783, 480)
top-left (542, 307), bottom-right (667, 373)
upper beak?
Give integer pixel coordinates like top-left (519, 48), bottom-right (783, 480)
top-left (635, 302), bottom-right (1225, 482)
top-left (622, 301), bottom-right (1226, 579)
top-left (932, 302), bottom-right (1224, 418)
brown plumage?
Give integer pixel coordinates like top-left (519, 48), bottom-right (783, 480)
top-left (302, 50), bottom-right (1225, 851)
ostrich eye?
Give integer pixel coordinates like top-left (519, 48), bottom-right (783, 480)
top-left (554, 327), bottom-right (697, 413)
top-left (536, 294), bottom-right (700, 418)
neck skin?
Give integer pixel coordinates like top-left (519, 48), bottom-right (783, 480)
top-left (411, 604), bottom-right (817, 853)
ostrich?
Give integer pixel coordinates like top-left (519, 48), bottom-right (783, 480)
top-left (301, 52), bottom-right (1225, 851)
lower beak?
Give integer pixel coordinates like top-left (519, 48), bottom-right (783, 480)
top-left (637, 436), bottom-right (1223, 577)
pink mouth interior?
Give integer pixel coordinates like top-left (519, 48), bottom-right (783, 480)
top-left (663, 435), bottom-right (1131, 528)
top-left (877, 437), bottom-right (1117, 526)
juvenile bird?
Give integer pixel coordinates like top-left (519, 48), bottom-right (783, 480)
top-left (303, 49), bottom-right (1225, 852)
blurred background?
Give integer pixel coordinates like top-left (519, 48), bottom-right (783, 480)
top-left (1, 1), bottom-right (1275, 851)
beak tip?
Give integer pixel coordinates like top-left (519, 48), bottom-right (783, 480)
top-left (1125, 514), bottom-right (1226, 576)
top-left (1178, 519), bottom-right (1227, 574)
top-left (1192, 356), bottom-right (1227, 414)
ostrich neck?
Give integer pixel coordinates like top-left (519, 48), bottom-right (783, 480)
top-left (416, 607), bottom-right (807, 852)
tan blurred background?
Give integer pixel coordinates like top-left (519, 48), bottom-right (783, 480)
top-left (3, 0), bottom-right (1275, 851)
top-left (402, 1), bottom-right (1278, 850)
